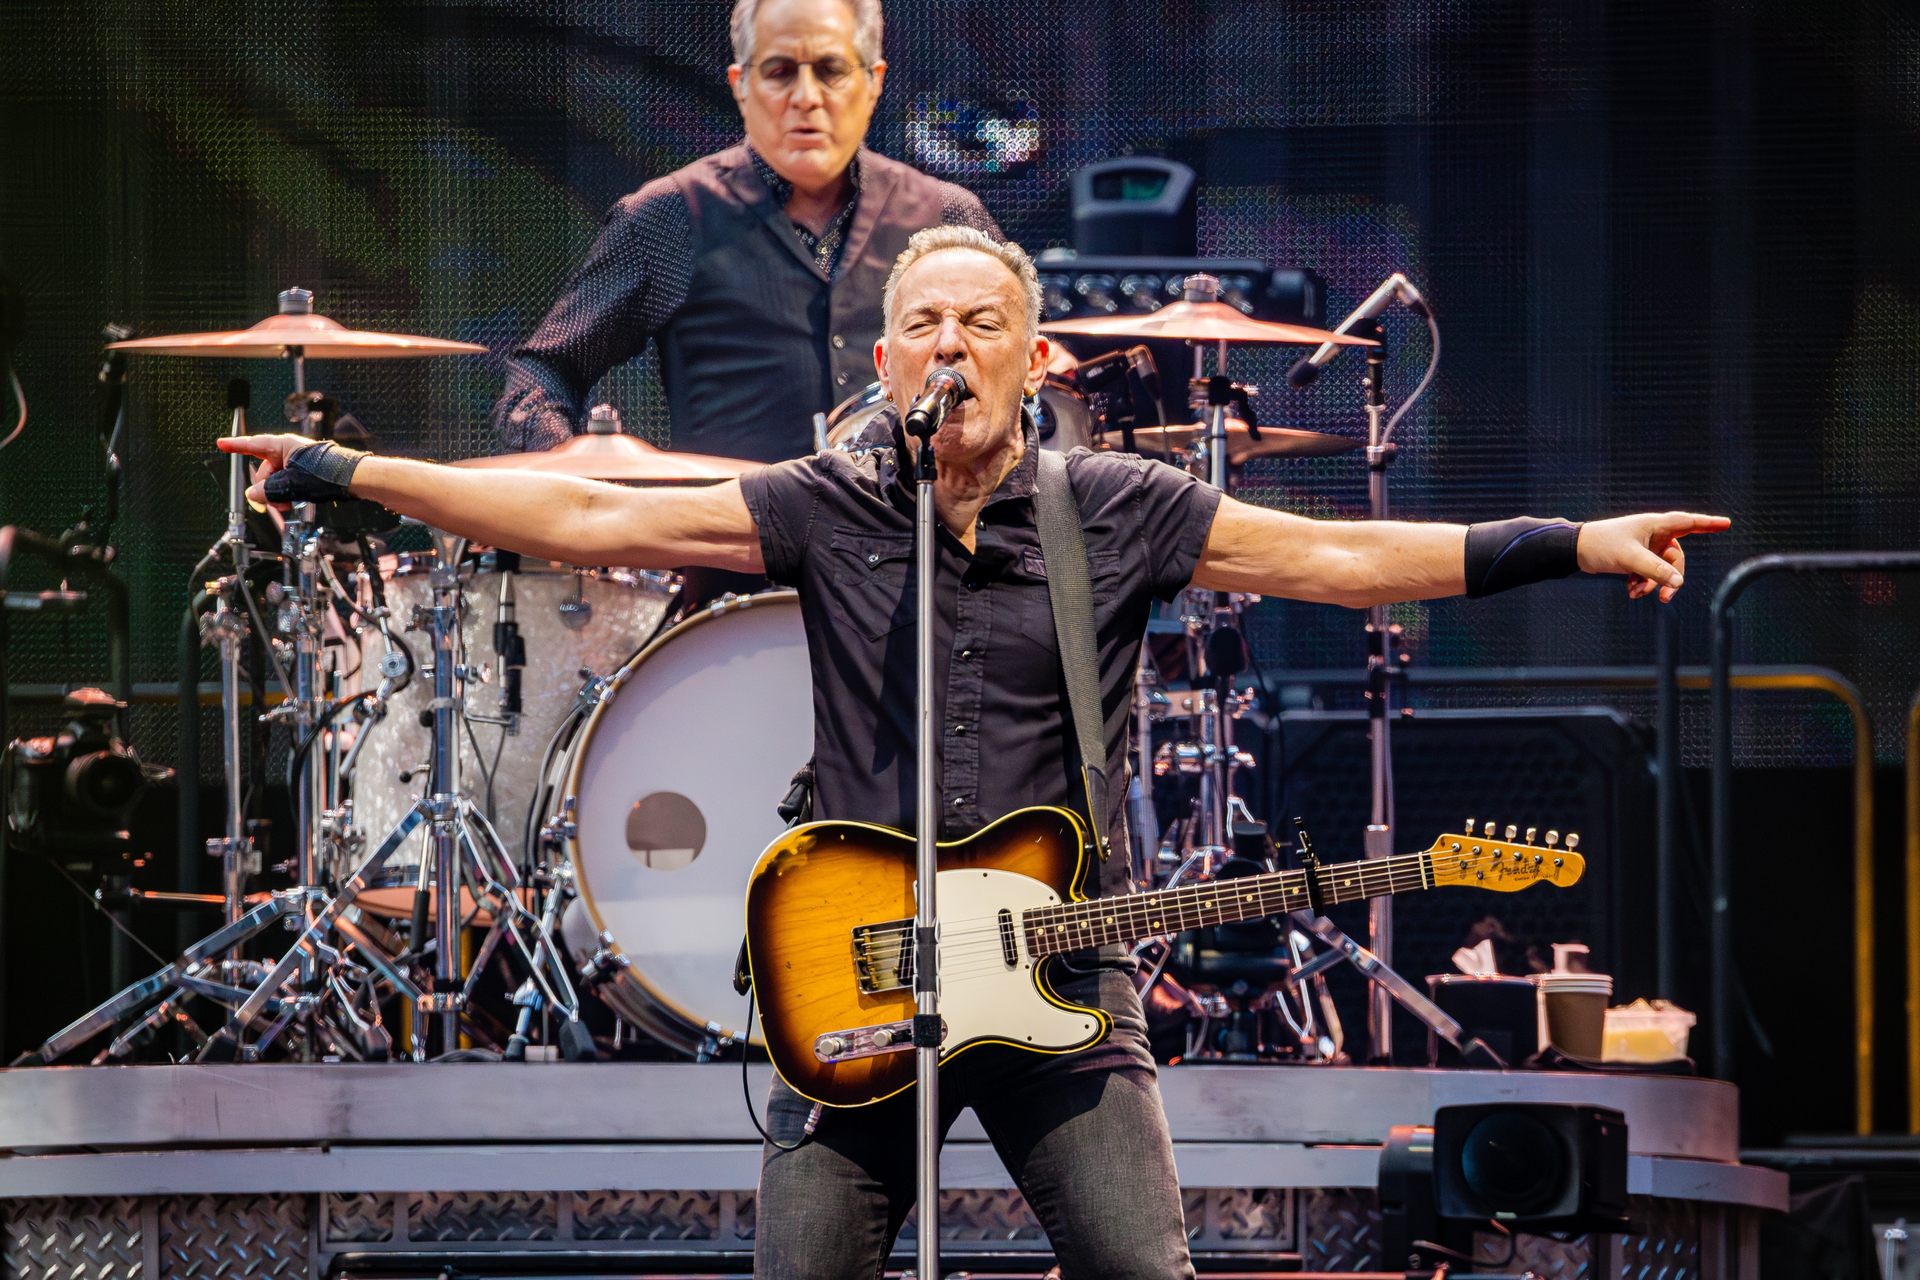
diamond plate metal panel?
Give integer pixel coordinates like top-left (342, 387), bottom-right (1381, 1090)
top-left (156, 1195), bottom-right (308, 1280)
top-left (1299, 1187), bottom-right (1381, 1272)
top-left (406, 1193), bottom-right (556, 1243)
top-left (1476, 1228), bottom-right (1591, 1278)
top-left (321, 1194), bottom-right (392, 1245)
top-left (1182, 1188), bottom-right (1206, 1243)
top-left (571, 1191), bottom-right (717, 1242)
top-left (1212, 1188), bottom-right (1292, 1244)
top-left (1618, 1194), bottom-right (1702, 1280)
top-left (733, 1192), bottom-right (755, 1242)
top-left (897, 1190), bottom-right (1047, 1246)
top-left (3, 1196), bottom-right (146, 1280)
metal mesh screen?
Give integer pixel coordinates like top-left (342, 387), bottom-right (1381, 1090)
top-left (2, 0), bottom-right (1918, 777)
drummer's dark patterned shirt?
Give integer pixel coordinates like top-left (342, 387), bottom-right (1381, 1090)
top-left (489, 145), bottom-right (999, 457)
top-left (739, 410), bottom-right (1222, 902)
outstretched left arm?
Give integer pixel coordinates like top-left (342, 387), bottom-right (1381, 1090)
top-left (1190, 495), bottom-right (1730, 608)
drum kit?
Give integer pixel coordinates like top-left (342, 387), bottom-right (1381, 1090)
top-left (25, 269), bottom-right (1440, 1069)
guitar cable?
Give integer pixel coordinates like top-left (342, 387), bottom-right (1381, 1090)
top-left (741, 990), bottom-right (820, 1150)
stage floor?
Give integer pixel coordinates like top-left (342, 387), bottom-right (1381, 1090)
top-left (0, 1062), bottom-right (1782, 1276)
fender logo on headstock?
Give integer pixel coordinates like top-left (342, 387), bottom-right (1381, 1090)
top-left (1424, 818), bottom-right (1586, 891)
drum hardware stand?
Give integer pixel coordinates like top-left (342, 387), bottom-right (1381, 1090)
top-left (1166, 275), bottom-right (1262, 868)
top-left (192, 528), bottom-right (585, 1062)
top-left (1128, 644), bottom-right (1161, 885)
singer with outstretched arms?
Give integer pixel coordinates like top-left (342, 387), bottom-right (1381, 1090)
top-left (221, 226), bottom-right (1727, 1280)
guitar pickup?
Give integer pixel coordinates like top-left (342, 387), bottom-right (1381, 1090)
top-left (814, 1017), bottom-right (946, 1064)
top-left (851, 918), bottom-right (913, 994)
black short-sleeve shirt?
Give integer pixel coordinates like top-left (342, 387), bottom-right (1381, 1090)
top-left (738, 412), bottom-right (1222, 898)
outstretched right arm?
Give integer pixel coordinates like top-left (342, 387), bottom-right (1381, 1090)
top-left (217, 434), bottom-right (765, 575)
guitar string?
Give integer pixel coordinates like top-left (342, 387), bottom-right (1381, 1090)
top-left (842, 840), bottom-right (1555, 950)
top-left (814, 843), bottom-right (1566, 984)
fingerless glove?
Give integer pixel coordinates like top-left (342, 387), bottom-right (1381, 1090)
top-left (261, 440), bottom-right (367, 504)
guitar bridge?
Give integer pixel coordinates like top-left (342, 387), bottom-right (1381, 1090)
top-left (814, 1017), bottom-right (946, 1063)
top-left (852, 918), bottom-right (913, 994)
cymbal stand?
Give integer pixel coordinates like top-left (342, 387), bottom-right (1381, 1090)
top-left (1175, 275), bottom-right (1263, 865)
top-left (203, 384), bottom-right (260, 954)
top-left (423, 529), bottom-right (467, 1051)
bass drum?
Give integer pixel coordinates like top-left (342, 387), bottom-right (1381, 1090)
top-left (822, 377), bottom-right (1093, 454)
top-left (346, 556), bottom-right (678, 893)
top-left (555, 591), bottom-right (811, 1054)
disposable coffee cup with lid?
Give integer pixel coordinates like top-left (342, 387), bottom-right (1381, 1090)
top-left (1535, 943), bottom-right (1612, 1060)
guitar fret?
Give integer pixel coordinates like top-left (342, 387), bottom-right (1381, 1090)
top-left (1024, 849), bottom-right (1487, 959)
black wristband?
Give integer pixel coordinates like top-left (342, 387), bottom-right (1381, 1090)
top-left (1464, 517), bottom-right (1582, 598)
top-left (261, 440), bottom-right (366, 504)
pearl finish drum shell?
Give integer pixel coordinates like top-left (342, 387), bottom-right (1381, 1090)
top-left (559, 592), bottom-right (811, 1054)
top-left (346, 563), bottom-right (677, 879)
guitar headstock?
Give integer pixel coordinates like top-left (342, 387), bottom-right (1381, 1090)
top-left (1424, 818), bottom-right (1585, 890)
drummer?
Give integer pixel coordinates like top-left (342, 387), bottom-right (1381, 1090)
top-left (489, 0), bottom-right (1001, 466)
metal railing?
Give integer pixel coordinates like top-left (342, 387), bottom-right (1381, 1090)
top-left (1710, 552), bottom-right (1920, 1133)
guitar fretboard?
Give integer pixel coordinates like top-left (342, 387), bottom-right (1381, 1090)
top-left (1020, 852), bottom-right (1434, 958)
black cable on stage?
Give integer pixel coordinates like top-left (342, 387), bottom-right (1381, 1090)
top-left (741, 990), bottom-right (809, 1151)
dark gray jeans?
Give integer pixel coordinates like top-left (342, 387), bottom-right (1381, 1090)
top-left (754, 967), bottom-right (1195, 1280)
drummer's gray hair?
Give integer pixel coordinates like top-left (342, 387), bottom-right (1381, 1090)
top-left (731, 0), bottom-right (884, 71)
top-left (883, 226), bottom-right (1042, 341)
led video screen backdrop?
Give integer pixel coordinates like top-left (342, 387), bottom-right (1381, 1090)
top-left (2, 0), bottom-right (1917, 776)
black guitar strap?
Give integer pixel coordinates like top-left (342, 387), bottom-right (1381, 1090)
top-left (1033, 448), bottom-right (1112, 860)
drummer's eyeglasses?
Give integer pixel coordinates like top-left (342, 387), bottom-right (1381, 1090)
top-left (751, 56), bottom-right (867, 94)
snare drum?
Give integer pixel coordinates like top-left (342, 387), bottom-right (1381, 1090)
top-left (344, 555), bottom-right (678, 894)
top-left (552, 591), bottom-right (812, 1054)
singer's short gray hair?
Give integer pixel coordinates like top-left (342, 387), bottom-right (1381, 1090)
top-left (730, 0), bottom-right (884, 71)
top-left (883, 226), bottom-right (1042, 341)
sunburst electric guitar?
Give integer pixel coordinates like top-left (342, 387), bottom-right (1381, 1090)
top-left (744, 807), bottom-right (1585, 1107)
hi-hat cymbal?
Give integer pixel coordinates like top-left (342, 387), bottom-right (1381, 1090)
top-left (450, 430), bottom-right (758, 483)
top-left (1101, 421), bottom-right (1360, 461)
top-left (107, 312), bottom-right (489, 359)
top-left (1041, 301), bottom-right (1378, 347)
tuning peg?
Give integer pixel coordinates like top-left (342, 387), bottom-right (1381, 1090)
top-left (1545, 830), bottom-right (1559, 848)
top-left (1464, 816), bottom-right (1475, 837)
top-left (1504, 824), bottom-right (1518, 841)
top-left (1525, 826), bottom-right (1537, 844)
top-left (1483, 821), bottom-right (1495, 838)
top-left (1565, 833), bottom-right (1580, 852)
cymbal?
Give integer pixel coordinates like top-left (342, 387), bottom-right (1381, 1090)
top-left (450, 430), bottom-right (758, 483)
top-left (1041, 301), bottom-right (1378, 347)
top-left (1101, 421), bottom-right (1360, 461)
top-left (107, 312), bottom-right (489, 359)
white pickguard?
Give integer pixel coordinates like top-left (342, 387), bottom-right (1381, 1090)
top-left (930, 867), bottom-right (1106, 1058)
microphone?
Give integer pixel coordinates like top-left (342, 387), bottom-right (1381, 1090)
top-left (902, 367), bottom-right (970, 439)
top-left (227, 377), bottom-right (251, 433)
top-left (1287, 272), bottom-right (1429, 389)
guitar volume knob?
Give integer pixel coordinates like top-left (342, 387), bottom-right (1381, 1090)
top-left (820, 1036), bottom-right (849, 1058)
top-left (871, 1028), bottom-right (894, 1048)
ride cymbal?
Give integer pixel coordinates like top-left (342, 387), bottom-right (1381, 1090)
top-left (107, 312), bottom-right (488, 359)
top-left (1101, 421), bottom-right (1361, 461)
top-left (1041, 300), bottom-right (1378, 347)
top-left (450, 431), bottom-right (758, 483)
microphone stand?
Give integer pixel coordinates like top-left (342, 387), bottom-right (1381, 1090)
top-left (907, 395), bottom-right (951, 1280)
top-left (1358, 315), bottom-right (1401, 1063)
